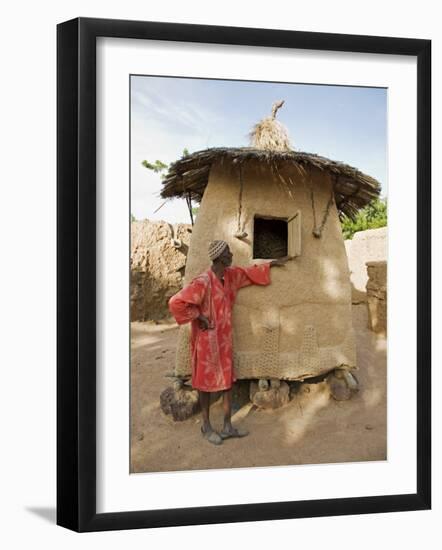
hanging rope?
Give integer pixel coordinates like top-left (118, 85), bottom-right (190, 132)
top-left (315, 189), bottom-right (334, 238)
top-left (186, 191), bottom-right (194, 226)
top-left (310, 181), bottom-right (335, 238)
top-left (237, 164), bottom-right (244, 232)
top-left (310, 186), bottom-right (318, 235)
top-left (234, 164), bottom-right (247, 239)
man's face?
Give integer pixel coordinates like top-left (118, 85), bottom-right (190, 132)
top-left (218, 245), bottom-right (233, 267)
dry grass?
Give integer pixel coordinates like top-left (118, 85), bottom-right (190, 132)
top-left (249, 100), bottom-right (292, 152)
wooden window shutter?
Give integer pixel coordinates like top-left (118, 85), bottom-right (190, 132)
top-left (288, 211), bottom-right (301, 257)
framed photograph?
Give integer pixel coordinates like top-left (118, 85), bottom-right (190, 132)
top-left (57, 17), bottom-right (431, 532)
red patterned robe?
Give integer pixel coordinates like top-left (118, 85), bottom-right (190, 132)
top-left (168, 263), bottom-right (271, 392)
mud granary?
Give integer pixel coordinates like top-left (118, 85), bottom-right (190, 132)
top-left (161, 103), bottom-right (381, 383)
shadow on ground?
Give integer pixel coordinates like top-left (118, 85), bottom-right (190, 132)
top-left (130, 305), bottom-right (386, 473)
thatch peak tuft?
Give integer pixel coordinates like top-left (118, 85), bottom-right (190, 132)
top-left (271, 99), bottom-right (285, 119)
top-left (249, 100), bottom-right (292, 152)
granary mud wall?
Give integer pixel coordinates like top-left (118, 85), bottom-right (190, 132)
top-left (176, 159), bottom-right (356, 381)
top-left (344, 227), bottom-right (387, 303)
top-left (131, 220), bottom-right (192, 321)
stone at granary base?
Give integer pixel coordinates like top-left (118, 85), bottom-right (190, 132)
top-left (327, 375), bottom-right (351, 401)
top-left (258, 378), bottom-right (269, 392)
top-left (289, 381), bottom-right (302, 399)
top-left (249, 380), bottom-right (290, 409)
top-left (160, 386), bottom-right (200, 421)
top-left (326, 368), bottom-right (359, 401)
top-left (366, 260), bottom-right (387, 334)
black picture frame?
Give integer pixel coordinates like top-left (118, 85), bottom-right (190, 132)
top-left (57, 17), bottom-right (431, 532)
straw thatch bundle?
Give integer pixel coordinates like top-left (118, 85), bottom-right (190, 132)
top-left (249, 100), bottom-right (291, 152)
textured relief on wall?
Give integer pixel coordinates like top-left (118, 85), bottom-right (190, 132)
top-left (235, 316), bottom-right (281, 380)
top-left (300, 325), bottom-right (321, 372)
top-left (260, 325), bottom-right (280, 375)
top-left (234, 326), bottom-right (356, 381)
top-left (174, 304), bottom-right (357, 381)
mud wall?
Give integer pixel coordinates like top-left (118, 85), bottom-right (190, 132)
top-left (366, 261), bottom-right (387, 334)
top-left (344, 227), bottom-right (387, 303)
top-left (131, 220), bottom-right (192, 321)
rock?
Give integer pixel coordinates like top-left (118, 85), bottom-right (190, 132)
top-left (333, 369), bottom-right (346, 380)
top-left (289, 381), bottom-right (301, 399)
top-left (172, 378), bottom-right (184, 391)
top-left (342, 370), bottom-right (359, 392)
top-left (258, 379), bottom-right (269, 391)
top-left (327, 372), bottom-right (351, 401)
top-left (326, 367), bottom-right (359, 401)
top-left (160, 386), bottom-right (200, 421)
top-left (250, 380), bottom-right (290, 409)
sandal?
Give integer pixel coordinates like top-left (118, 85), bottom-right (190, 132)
top-left (219, 427), bottom-right (249, 440)
top-left (201, 426), bottom-right (223, 446)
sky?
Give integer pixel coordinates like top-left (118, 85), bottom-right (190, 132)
top-left (131, 75), bottom-right (387, 224)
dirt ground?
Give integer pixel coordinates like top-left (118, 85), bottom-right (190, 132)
top-left (130, 304), bottom-right (386, 473)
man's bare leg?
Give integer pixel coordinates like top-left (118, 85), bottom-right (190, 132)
top-left (221, 388), bottom-right (249, 438)
top-left (199, 390), bottom-right (222, 445)
top-left (199, 391), bottom-right (212, 433)
top-left (222, 388), bottom-right (233, 432)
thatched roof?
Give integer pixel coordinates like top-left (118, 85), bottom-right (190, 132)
top-left (160, 147), bottom-right (381, 220)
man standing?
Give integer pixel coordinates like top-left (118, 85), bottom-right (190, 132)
top-left (168, 240), bottom-right (291, 445)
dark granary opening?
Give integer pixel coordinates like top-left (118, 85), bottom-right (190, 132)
top-left (253, 216), bottom-right (288, 259)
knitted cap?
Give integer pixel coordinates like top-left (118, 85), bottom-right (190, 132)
top-left (208, 240), bottom-right (228, 261)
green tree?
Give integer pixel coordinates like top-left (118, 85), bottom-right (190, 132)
top-left (341, 198), bottom-right (387, 240)
top-left (141, 149), bottom-right (194, 220)
top-left (141, 159), bottom-right (168, 178)
top-left (131, 213), bottom-right (136, 222)
top-left (141, 149), bottom-right (189, 179)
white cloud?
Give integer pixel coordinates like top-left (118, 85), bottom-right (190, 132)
top-left (131, 83), bottom-right (221, 137)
